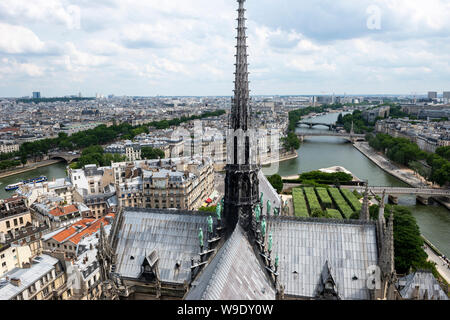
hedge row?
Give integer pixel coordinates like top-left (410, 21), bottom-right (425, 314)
top-left (326, 209), bottom-right (343, 220)
top-left (340, 188), bottom-right (362, 211)
top-left (328, 188), bottom-right (354, 219)
top-left (292, 188), bottom-right (309, 217)
top-left (304, 187), bottom-right (322, 212)
top-left (316, 187), bottom-right (333, 208)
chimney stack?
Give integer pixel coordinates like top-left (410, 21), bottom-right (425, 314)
top-left (10, 277), bottom-right (21, 286)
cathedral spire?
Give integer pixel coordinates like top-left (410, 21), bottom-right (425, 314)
top-left (223, 0), bottom-right (260, 235)
top-left (231, 0), bottom-right (250, 132)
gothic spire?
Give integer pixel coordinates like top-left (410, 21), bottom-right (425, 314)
top-left (231, 0), bottom-right (250, 132)
top-left (223, 0), bottom-right (260, 235)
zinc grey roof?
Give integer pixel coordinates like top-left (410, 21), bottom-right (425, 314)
top-left (186, 225), bottom-right (276, 300)
top-left (258, 171), bottom-right (281, 213)
top-left (268, 217), bottom-right (378, 300)
top-left (397, 271), bottom-right (448, 300)
top-left (114, 209), bottom-right (213, 284)
top-left (0, 255), bottom-right (58, 300)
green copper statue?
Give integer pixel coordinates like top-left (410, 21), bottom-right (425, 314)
top-left (207, 216), bottom-right (213, 233)
top-left (275, 255), bottom-right (279, 268)
top-left (260, 192), bottom-right (264, 208)
top-left (198, 228), bottom-right (204, 247)
top-left (273, 207), bottom-right (279, 216)
top-left (255, 204), bottom-right (261, 221)
top-left (261, 218), bottom-right (266, 237)
top-left (268, 232), bottom-right (273, 252)
top-left (215, 203), bottom-right (221, 221)
top-left (267, 200), bottom-right (271, 215)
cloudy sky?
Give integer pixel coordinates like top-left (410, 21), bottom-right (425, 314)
top-left (1, 0), bottom-right (450, 97)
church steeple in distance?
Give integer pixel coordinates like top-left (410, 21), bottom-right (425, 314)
top-left (223, 0), bottom-right (260, 235)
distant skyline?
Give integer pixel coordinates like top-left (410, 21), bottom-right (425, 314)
top-left (1, 0), bottom-right (450, 97)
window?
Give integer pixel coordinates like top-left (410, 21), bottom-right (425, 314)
top-left (1, 262), bottom-right (6, 267)
top-left (0, 254), bottom-right (4, 259)
top-left (6, 221), bottom-right (10, 228)
top-left (19, 217), bottom-right (23, 224)
top-left (13, 219), bottom-right (18, 226)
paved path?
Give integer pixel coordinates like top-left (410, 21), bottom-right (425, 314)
top-left (353, 142), bottom-right (429, 188)
top-left (424, 245), bottom-right (450, 284)
top-left (280, 194), bottom-right (294, 217)
top-left (0, 159), bottom-right (62, 179)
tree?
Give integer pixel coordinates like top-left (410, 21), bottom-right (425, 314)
top-left (20, 153), bottom-right (27, 166)
top-left (390, 206), bottom-right (428, 274)
top-left (199, 205), bottom-right (217, 213)
top-left (141, 147), bottom-right (165, 160)
top-left (268, 174), bottom-right (283, 193)
top-left (282, 132), bottom-right (300, 151)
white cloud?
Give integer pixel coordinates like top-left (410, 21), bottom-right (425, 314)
top-left (0, 23), bottom-right (45, 54)
top-left (0, 0), bottom-right (80, 30)
top-left (0, 58), bottom-right (45, 77)
top-left (0, 0), bottom-right (449, 96)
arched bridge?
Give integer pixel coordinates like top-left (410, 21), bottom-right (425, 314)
top-left (296, 132), bottom-right (365, 142)
top-left (297, 121), bottom-right (337, 130)
top-left (49, 152), bottom-right (80, 163)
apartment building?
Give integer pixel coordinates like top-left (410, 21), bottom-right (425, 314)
top-left (104, 140), bottom-right (142, 161)
top-left (0, 245), bottom-right (33, 277)
top-left (113, 156), bottom-right (215, 210)
top-left (69, 165), bottom-right (117, 218)
top-left (31, 202), bottom-right (87, 229)
top-left (63, 223), bottom-right (112, 300)
top-left (19, 178), bottom-right (74, 207)
top-left (0, 197), bottom-right (32, 235)
top-left (0, 222), bottom-right (50, 270)
top-left (0, 254), bottom-right (70, 300)
top-left (41, 214), bottom-right (113, 260)
top-left (0, 141), bottom-right (19, 154)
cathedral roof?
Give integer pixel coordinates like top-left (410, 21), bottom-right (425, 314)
top-left (113, 209), bottom-right (214, 284)
top-left (267, 217), bottom-right (378, 300)
top-left (397, 270), bottom-right (448, 300)
top-left (185, 224), bottom-right (276, 300)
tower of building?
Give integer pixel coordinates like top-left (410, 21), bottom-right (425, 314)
top-left (223, 0), bottom-right (260, 235)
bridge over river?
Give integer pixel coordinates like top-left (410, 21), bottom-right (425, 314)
top-left (296, 132), bottom-right (366, 142)
top-left (340, 185), bottom-right (450, 197)
top-left (48, 152), bottom-right (80, 163)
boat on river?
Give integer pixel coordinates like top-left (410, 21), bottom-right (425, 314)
top-left (4, 176), bottom-right (48, 191)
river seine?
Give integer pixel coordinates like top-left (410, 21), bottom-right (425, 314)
top-left (263, 112), bottom-right (450, 257)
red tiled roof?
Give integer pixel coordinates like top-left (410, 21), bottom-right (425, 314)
top-left (63, 204), bottom-right (78, 214)
top-left (48, 204), bottom-right (79, 217)
top-left (51, 216), bottom-right (112, 245)
top-left (49, 207), bottom-right (64, 217)
top-left (51, 219), bottom-right (95, 243)
top-left (0, 127), bottom-right (19, 133)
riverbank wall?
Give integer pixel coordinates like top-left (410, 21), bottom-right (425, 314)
top-left (261, 151), bottom-right (298, 166)
top-left (0, 159), bottom-right (64, 179)
top-left (353, 142), bottom-right (450, 211)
